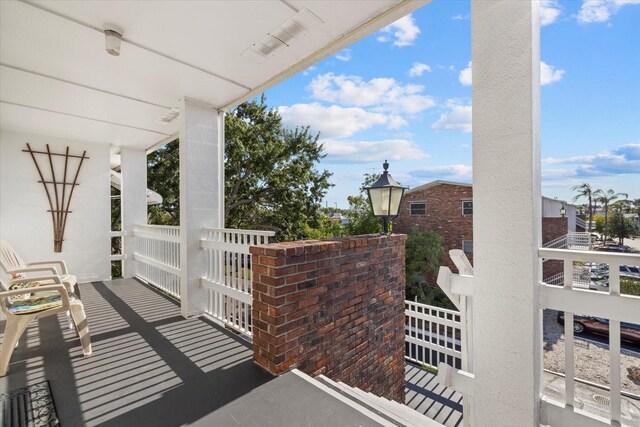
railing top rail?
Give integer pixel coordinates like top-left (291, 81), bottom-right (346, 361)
top-left (202, 227), bottom-right (276, 237)
top-left (135, 224), bottom-right (180, 229)
top-left (539, 248), bottom-right (640, 264)
top-left (543, 236), bottom-right (569, 249)
top-left (405, 300), bottom-right (462, 317)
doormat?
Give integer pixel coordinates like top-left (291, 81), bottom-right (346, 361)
top-left (0, 380), bottom-right (59, 426)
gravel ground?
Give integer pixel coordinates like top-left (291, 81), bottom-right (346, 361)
top-left (543, 309), bottom-right (640, 396)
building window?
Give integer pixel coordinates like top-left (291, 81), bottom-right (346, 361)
top-left (410, 202), bottom-right (426, 215)
top-left (462, 200), bottom-right (473, 215)
top-left (463, 240), bottom-right (473, 255)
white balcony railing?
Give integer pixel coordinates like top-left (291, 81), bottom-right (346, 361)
top-left (538, 248), bottom-right (640, 427)
top-left (405, 300), bottom-right (462, 370)
top-left (200, 227), bottom-right (275, 337)
top-left (543, 232), bottom-right (591, 250)
top-left (133, 224), bottom-right (181, 298)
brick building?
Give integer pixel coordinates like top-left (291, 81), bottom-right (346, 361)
top-left (393, 180), bottom-right (574, 281)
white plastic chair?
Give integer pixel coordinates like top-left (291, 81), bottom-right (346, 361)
top-left (0, 240), bottom-right (78, 297)
top-left (0, 275), bottom-right (91, 376)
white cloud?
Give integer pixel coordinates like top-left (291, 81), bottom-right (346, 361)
top-left (409, 164), bottom-right (473, 181)
top-left (278, 103), bottom-right (406, 139)
top-left (302, 65), bottom-right (316, 76)
top-left (323, 139), bottom-right (428, 163)
top-left (378, 14), bottom-right (420, 47)
top-left (577, 0), bottom-right (640, 24)
top-left (540, 61), bottom-right (565, 85)
top-left (335, 49), bottom-right (351, 62)
top-left (432, 104), bottom-right (472, 133)
top-left (459, 62), bottom-right (472, 86)
top-left (457, 61), bottom-right (564, 86)
top-left (452, 14), bottom-right (469, 21)
top-left (308, 73), bottom-right (435, 114)
top-left (540, 0), bottom-right (562, 25)
top-left (542, 143), bottom-right (640, 179)
top-left (409, 62), bottom-right (431, 77)
top-left (542, 155), bottom-right (596, 165)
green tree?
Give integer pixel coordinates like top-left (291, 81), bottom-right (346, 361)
top-left (343, 173), bottom-right (384, 236)
top-left (572, 183), bottom-right (595, 232)
top-left (593, 189), bottom-right (628, 241)
top-left (302, 214), bottom-right (344, 239)
top-left (224, 97), bottom-right (331, 241)
top-left (147, 139), bottom-right (180, 225)
top-left (632, 198), bottom-right (640, 217)
top-left (143, 97), bottom-right (332, 240)
top-left (405, 228), bottom-right (450, 308)
top-left (593, 214), bottom-right (605, 235)
top-left (609, 203), bottom-right (639, 244)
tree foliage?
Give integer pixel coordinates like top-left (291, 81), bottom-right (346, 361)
top-left (302, 215), bottom-right (344, 240)
top-left (147, 140), bottom-right (180, 226)
top-left (143, 97), bottom-right (332, 241)
top-left (593, 188), bottom-right (628, 241)
top-left (343, 173), bottom-right (383, 235)
top-left (609, 206), bottom-right (639, 244)
top-left (404, 228), bottom-right (452, 309)
top-left (572, 183), bottom-right (595, 232)
top-left (224, 96), bottom-right (331, 241)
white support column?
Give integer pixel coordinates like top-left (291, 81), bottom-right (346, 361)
top-left (120, 148), bottom-right (147, 278)
top-left (179, 98), bottom-right (224, 318)
top-left (471, 1), bottom-right (541, 426)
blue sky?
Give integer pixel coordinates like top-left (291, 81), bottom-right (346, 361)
top-left (264, 0), bottom-right (640, 208)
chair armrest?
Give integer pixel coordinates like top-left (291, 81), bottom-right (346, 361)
top-left (8, 274), bottom-right (76, 295)
top-left (28, 260), bottom-right (68, 275)
top-left (7, 266), bottom-right (57, 275)
top-left (9, 275), bottom-right (62, 285)
top-left (0, 284), bottom-right (70, 307)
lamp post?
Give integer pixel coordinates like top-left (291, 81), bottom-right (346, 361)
top-left (364, 160), bottom-right (407, 234)
top-left (560, 203), bottom-right (566, 218)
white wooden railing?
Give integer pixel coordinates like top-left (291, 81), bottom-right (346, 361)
top-left (405, 300), bottom-right (462, 370)
top-left (133, 224), bottom-right (181, 298)
top-left (543, 232), bottom-right (590, 250)
top-left (543, 268), bottom-right (591, 289)
top-left (200, 227), bottom-right (275, 337)
top-left (538, 248), bottom-right (640, 427)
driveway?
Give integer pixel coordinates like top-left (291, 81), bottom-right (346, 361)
top-left (543, 309), bottom-right (640, 396)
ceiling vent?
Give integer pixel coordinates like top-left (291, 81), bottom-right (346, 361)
top-left (156, 107), bottom-right (179, 124)
top-left (242, 9), bottom-right (323, 63)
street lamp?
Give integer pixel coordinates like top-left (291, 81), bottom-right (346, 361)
top-left (364, 160), bottom-right (408, 234)
top-left (560, 203), bottom-right (566, 218)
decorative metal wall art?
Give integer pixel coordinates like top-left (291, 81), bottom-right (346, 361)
top-left (23, 143), bottom-right (89, 252)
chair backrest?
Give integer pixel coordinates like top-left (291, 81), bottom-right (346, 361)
top-left (0, 240), bottom-right (27, 274)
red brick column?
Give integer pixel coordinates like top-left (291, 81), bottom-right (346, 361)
top-left (250, 234), bottom-right (407, 402)
top-left (542, 217), bottom-right (568, 279)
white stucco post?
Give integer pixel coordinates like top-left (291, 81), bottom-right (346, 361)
top-left (178, 98), bottom-right (224, 318)
top-left (471, 1), bottom-right (542, 425)
top-left (120, 148), bottom-right (148, 279)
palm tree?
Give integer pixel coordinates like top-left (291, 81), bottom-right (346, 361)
top-left (572, 183), bottom-right (595, 233)
top-left (593, 189), bottom-right (628, 242)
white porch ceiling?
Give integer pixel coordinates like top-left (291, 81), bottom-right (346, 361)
top-left (0, 0), bottom-right (427, 150)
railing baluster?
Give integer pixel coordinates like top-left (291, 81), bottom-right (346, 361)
top-left (200, 227), bottom-right (275, 337)
top-left (609, 261), bottom-right (621, 423)
top-left (131, 224), bottom-right (181, 299)
top-left (563, 258), bottom-right (575, 407)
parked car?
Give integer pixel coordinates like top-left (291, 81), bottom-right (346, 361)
top-left (620, 265), bottom-right (640, 279)
top-left (593, 244), bottom-right (632, 253)
top-left (557, 312), bottom-right (640, 344)
top-left (581, 264), bottom-right (640, 280)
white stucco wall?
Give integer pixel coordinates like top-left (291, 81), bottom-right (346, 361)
top-left (0, 129), bottom-right (110, 282)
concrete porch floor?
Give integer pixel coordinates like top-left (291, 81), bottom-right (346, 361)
top-left (1, 278), bottom-right (461, 426)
